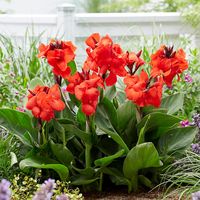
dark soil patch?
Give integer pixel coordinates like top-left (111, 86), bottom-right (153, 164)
top-left (84, 188), bottom-right (177, 200)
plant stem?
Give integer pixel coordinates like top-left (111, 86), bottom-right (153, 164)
top-left (85, 143), bottom-right (91, 168)
top-left (99, 172), bottom-right (103, 191)
top-left (62, 130), bottom-right (66, 149)
top-left (85, 116), bottom-right (92, 168)
top-left (136, 106), bottom-right (142, 123)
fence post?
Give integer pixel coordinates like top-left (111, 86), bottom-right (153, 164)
top-left (57, 3), bottom-right (76, 42)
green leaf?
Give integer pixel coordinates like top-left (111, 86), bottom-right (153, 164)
top-left (62, 124), bottom-right (91, 145)
top-left (101, 97), bottom-right (118, 130)
top-left (161, 93), bottom-right (184, 114)
top-left (94, 149), bottom-right (125, 167)
top-left (20, 156), bottom-right (69, 180)
top-left (105, 85), bottom-right (116, 100)
top-left (95, 100), bottom-right (129, 153)
top-left (138, 175), bottom-right (152, 188)
top-left (77, 105), bottom-right (86, 129)
top-left (0, 109), bottom-right (37, 144)
top-left (29, 77), bottom-right (44, 90)
top-left (71, 176), bottom-right (99, 185)
top-left (137, 112), bottom-right (181, 140)
top-left (137, 115), bottom-right (150, 145)
top-left (98, 127), bottom-right (129, 153)
top-left (10, 152), bottom-right (18, 167)
top-left (50, 140), bottom-right (74, 166)
top-left (123, 142), bottom-right (162, 191)
top-left (117, 101), bottom-right (136, 133)
top-left (158, 127), bottom-right (198, 155)
top-left (68, 60), bottom-right (77, 75)
top-left (100, 167), bottom-right (132, 192)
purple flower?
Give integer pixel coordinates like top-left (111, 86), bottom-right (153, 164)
top-left (185, 74), bottom-right (193, 83)
top-left (32, 179), bottom-right (55, 200)
top-left (0, 179), bottom-right (11, 200)
top-left (180, 120), bottom-right (190, 127)
top-left (192, 191), bottom-right (200, 200)
top-left (192, 114), bottom-right (200, 129)
top-left (56, 194), bottom-right (69, 200)
top-left (191, 143), bottom-right (200, 154)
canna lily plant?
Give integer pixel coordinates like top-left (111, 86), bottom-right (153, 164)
top-left (0, 33), bottom-right (198, 192)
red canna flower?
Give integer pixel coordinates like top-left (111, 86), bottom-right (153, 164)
top-left (124, 70), bottom-right (163, 107)
top-left (150, 45), bottom-right (188, 87)
top-left (67, 69), bottom-right (104, 116)
top-left (26, 84), bottom-right (65, 121)
top-left (38, 40), bottom-right (76, 79)
top-left (126, 50), bottom-right (145, 74)
top-left (85, 34), bottom-right (127, 86)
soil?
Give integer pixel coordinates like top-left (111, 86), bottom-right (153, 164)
top-left (84, 188), bottom-right (178, 200)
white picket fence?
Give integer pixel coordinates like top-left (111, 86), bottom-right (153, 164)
top-left (0, 3), bottom-right (199, 61)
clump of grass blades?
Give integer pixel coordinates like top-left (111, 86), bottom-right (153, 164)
top-left (159, 150), bottom-right (200, 199)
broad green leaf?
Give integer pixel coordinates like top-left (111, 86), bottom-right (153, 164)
top-left (137, 115), bottom-right (150, 145)
top-left (71, 166), bottom-right (95, 177)
top-left (62, 124), bottom-right (91, 145)
top-left (71, 176), bottom-right (99, 185)
top-left (161, 93), bottom-right (184, 114)
top-left (100, 167), bottom-right (132, 192)
top-left (138, 175), bottom-right (152, 188)
top-left (123, 142), bottom-right (162, 191)
top-left (94, 149), bottom-right (125, 167)
top-left (117, 101), bottom-right (136, 133)
top-left (29, 77), bottom-right (44, 90)
top-left (142, 106), bottom-right (167, 116)
top-left (98, 127), bottom-right (129, 153)
top-left (50, 140), bottom-right (74, 166)
top-left (95, 101), bottom-right (129, 153)
top-left (0, 109), bottom-right (37, 142)
top-left (20, 156), bottom-right (69, 180)
top-left (105, 85), bottom-right (116, 100)
top-left (100, 97), bottom-right (118, 130)
top-left (158, 126), bottom-right (198, 155)
top-left (137, 112), bottom-right (181, 139)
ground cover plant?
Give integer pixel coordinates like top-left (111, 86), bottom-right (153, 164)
top-left (0, 33), bottom-right (198, 199)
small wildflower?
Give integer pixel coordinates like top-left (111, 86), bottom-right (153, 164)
top-left (185, 74), bottom-right (193, 83)
top-left (32, 179), bottom-right (55, 200)
top-left (56, 194), bottom-right (69, 200)
top-left (192, 191), bottom-right (200, 200)
top-left (180, 120), bottom-right (190, 127)
top-left (0, 179), bottom-right (11, 200)
top-left (191, 143), bottom-right (200, 154)
top-left (192, 113), bottom-right (200, 128)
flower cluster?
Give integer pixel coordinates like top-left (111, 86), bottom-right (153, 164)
top-left (26, 84), bottom-right (65, 121)
top-left (192, 191), bottom-right (200, 200)
top-left (33, 178), bottom-right (55, 200)
top-left (66, 70), bottom-right (104, 115)
top-left (84, 33), bottom-right (127, 86)
top-left (26, 33), bottom-right (189, 119)
top-left (191, 143), bottom-right (200, 155)
top-left (38, 40), bottom-right (76, 79)
top-left (0, 179), bottom-right (11, 200)
top-left (150, 45), bottom-right (188, 87)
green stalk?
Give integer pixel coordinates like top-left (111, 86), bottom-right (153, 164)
top-left (131, 172), bottom-right (138, 192)
top-left (62, 130), bottom-right (66, 149)
top-left (85, 117), bottom-right (92, 168)
top-left (136, 105), bottom-right (142, 123)
top-left (99, 172), bottom-right (103, 191)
